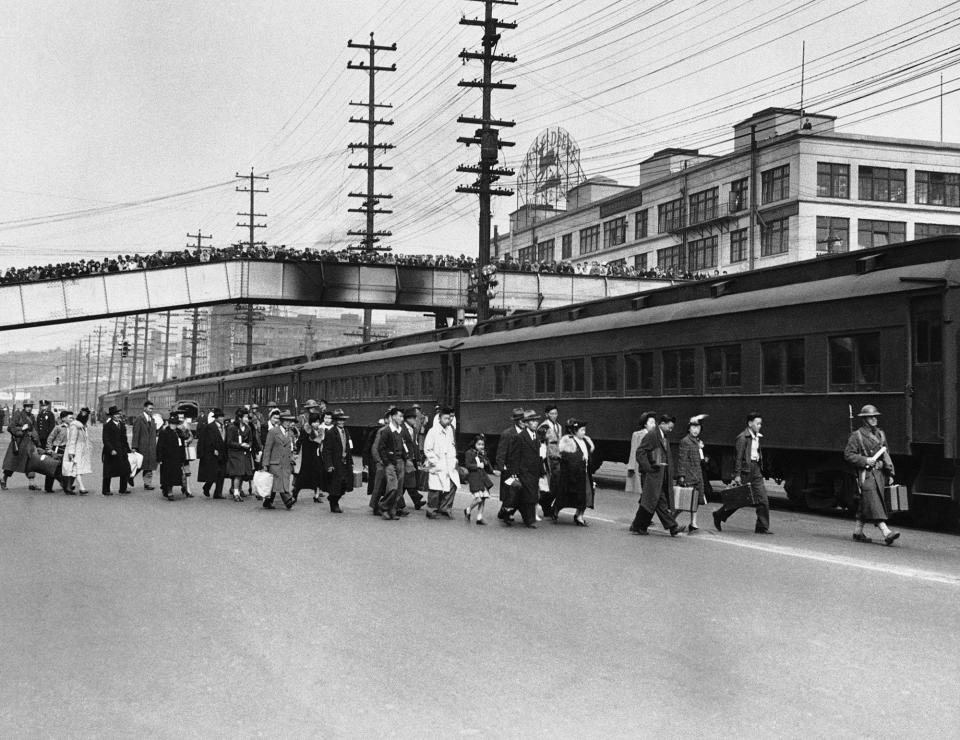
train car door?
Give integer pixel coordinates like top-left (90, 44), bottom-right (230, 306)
top-left (911, 296), bottom-right (944, 443)
top-left (439, 351), bottom-right (462, 412)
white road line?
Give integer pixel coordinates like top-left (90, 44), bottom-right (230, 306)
top-left (582, 514), bottom-right (960, 587)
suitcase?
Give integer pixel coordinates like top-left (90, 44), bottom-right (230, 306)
top-left (884, 484), bottom-right (909, 512)
top-left (673, 485), bottom-right (698, 513)
top-left (721, 484), bottom-right (754, 508)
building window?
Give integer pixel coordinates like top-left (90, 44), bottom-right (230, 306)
top-left (688, 235), bottom-right (718, 272)
top-left (603, 217), bottom-right (627, 249)
top-left (625, 352), bottom-right (654, 391)
top-left (534, 361), bottom-right (556, 394)
top-left (657, 245), bottom-right (682, 273)
top-left (730, 178), bottom-right (748, 212)
top-left (858, 166), bottom-right (906, 203)
top-left (591, 355), bottom-right (619, 395)
top-left (663, 349), bottom-right (695, 392)
top-left (537, 239), bottom-right (555, 262)
top-left (635, 209), bottom-right (649, 239)
top-left (517, 245), bottom-right (535, 263)
top-left (561, 233), bottom-right (572, 259)
top-left (830, 334), bottom-right (881, 389)
top-left (816, 216), bottom-right (849, 253)
top-left (916, 222), bottom-right (960, 238)
top-left (561, 358), bottom-right (585, 393)
top-left (729, 228), bottom-right (748, 263)
top-left (704, 345), bottom-right (741, 389)
top-left (494, 364), bottom-right (512, 396)
top-left (915, 311), bottom-right (942, 364)
top-left (916, 170), bottom-right (960, 207)
top-left (689, 187), bottom-right (718, 225)
top-left (760, 216), bottom-right (789, 256)
top-left (579, 225), bottom-right (601, 255)
top-left (858, 219), bottom-right (906, 248)
top-left (761, 339), bottom-right (805, 388)
top-left (658, 198), bottom-right (684, 233)
top-left (817, 162), bottom-right (849, 198)
top-left (634, 252), bottom-right (648, 272)
top-left (761, 164), bottom-right (790, 204)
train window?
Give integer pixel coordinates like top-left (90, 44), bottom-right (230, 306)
top-left (830, 334), bottom-right (880, 389)
top-left (625, 352), bottom-right (654, 392)
top-left (372, 375), bottom-right (384, 398)
top-left (591, 356), bottom-right (619, 395)
top-left (915, 312), bottom-right (942, 364)
top-left (386, 374), bottom-right (399, 398)
top-left (762, 340), bottom-right (805, 389)
top-left (421, 371), bottom-right (435, 399)
top-left (705, 345), bottom-right (741, 389)
top-left (494, 364), bottom-right (512, 397)
top-left (403, 372), bottom-right (417, 397)
top-left (535, 361), bottom-right (556, 394)
top-left (663, 349), bottom-right (695, 392)
top-left (561, 358), bottom-right (585, 394)
top-left (362, 376), bottom-right (372, 399)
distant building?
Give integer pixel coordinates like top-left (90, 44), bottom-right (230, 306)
top-left (495, 108), bottom-right (960, 273)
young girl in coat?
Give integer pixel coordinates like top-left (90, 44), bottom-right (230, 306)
top-left (463, 434), bottom-right (494, 525)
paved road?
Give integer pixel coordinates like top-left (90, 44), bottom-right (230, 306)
top-left (1, 433), bottom-right (958, 739)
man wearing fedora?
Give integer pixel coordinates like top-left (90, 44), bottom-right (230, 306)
top-left (844, 404), bottom-right (901, 545)
top-left (262, 411), bottom-right (296, 510)
top-left (495, 407), bottom-right (526, 524)
top-left (198, 408), bottom-right (228, 498)
top-left (322, 409), bottom-right (354, 514)
top-left (1, 400), bottom-right (40, 491)
top-left (101, 405), bottom-right (131, 495)
top-left (712, 411), bottom-right (772, 534)
top-left (503, 409), bottom-right (543, 528)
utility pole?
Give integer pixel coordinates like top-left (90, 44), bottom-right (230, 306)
top-left (183, 231), bottom-right (211, 377)
top-left (84, 334), bottom-right (93, 409)
top-left (141, 313), bottom-right (150, 385)
top-left (107, 317), bottom-right (119, 392)
top-left (347, 32), bottom-right (397, 343)
top-left (162, 311), bottom-right (172, 381)
top-left (74, 340), bottom-right (83, 409)
top-left (119, 316), bottom-right (128, 390)
top-left (235, 171), bottom-right (268, 366)
top-left (130, 314), bottom-right (140, 389)
top-left (187, 228), bottom-right (212, 259)
top-left (92, 326), bottom-right (104, 410)
top-left (190, 308), bottom-right (201, 375)
top-left (456, 0), bottom-right (517, 322)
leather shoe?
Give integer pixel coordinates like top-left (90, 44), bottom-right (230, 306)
top-left (382, 512), bottom-right (397, 520)
top-left (712, 511), bottom-right (723, 532)
top-left (262, 502), bottom-right (275, 509)
top-left (144, 486), bottom-right (155, 491)
top-left (669, 526), bottom-right (682, 537)
top-left (755, 528), bottom-right (774, 535)
top-left (330, 503), bottom-right (343, 514)
top-left (414, 501), bottom-right (425, 510)
top-left (183, 491), bottom-right (194, 498)
top-left (424, 510), bottom-right (438, 519)
top-left (574, 517), bottom-right (588, 527)
top-left (884, 531), bottom-right (901, 546)
top-left (476, 519), bottom-right (486, 525)
top-left (524, 523), bottom-right (537, 529)
top-left (397, 509), bottom-right (410, 517)
top-left (852, 532), bottom-right (872, 543)
top-left (101, 491), bottom-right (113, 496)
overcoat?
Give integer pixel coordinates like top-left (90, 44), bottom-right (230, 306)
top-left (637, 427), bottom-right (672, 514)
top-left (3, 409), bottom-right (39, 473)
top-left (225, 422), bottom-right (256, 480)
top-left (297, 426), bottom-right (325, 490)
top-left (464, 447), bottom-right (493, 493)
top-left (677, 433), bottom-right (705, 492)
top-left (262, 425), bottom-right (293, 494)
top-left (554, 434), bottom-right (598, 511)
top-left (401, 424), bottom-right (421, 489)
top-left (495, 423), bottom-right (521, 507)
top-left (197, 420), bottom-right (227, 483)
top-left (423, 423), bottom-right (460, 492)
top-left (131, 412), bottom-right (158, 471)
top-left (101, 419), bottom-right (131, 477)
top-left (626, 428), bottom-right (648, 498)
top-left (36, 409), bottom-right (57, 446)
top-left (156, 426), bottom-right (186, 489)
top-left (62, 420), bottom-right (92, 477)
top-left (844, 424), bottom-right (895, 522)
top-left (504, 427), bottom-right (541, 507)
top-left (322, 425), bottom-right (355, 498)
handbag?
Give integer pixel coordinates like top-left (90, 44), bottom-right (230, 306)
top-left (538, 474), bottom-right (551, 493)
top-left (252, 470), bottom-right (274, 499)
top-left (127, 451), bottom-right (143, 477)
top-left (416, 468), bottom-right (430, 491)
top-left (672, 485), bottom-right (698, 513)
top-left (721, 483), bottom-right (754, 508)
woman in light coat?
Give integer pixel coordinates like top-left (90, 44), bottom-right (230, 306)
top-left (422, 406), bottom-right (461, 518)
top-left (626, 411), bottom-right (657, 499)
top-left (63, 408), bottom-right (93, 494)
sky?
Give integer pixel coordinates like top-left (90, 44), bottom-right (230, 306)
top-left (1, 0), bottom-right (959, 354)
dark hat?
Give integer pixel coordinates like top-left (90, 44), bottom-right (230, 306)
top-left (511, 407), bottom-right (525, 421)
top-left (279, 410), bottom-right (296, 421)
top-left (333, 408), bottom-right (350, 421)
top-left (40, 399), bottom-right (51, 405)
top-left (143, 400), bottom-right (153, 407)
top-left (403, 407), bottom-right (418, 419)
top-left (212, 408), bottom-right (224, 417)
top-left (565, 418), bottom-right (586, 433)
top-left (23, 400), bottom-right (34, 407)
top-left (858, 404), bottom-right (881, 417)
top-left (308, 412), bottom-right (321, 424)
top-left (59, 410), bottom-right (72, 419)
top-left (303, 399), bottom-right (320, 409)
top-left (107, 405), bottom-right (120, 415)
top-left (521, 409), bottom-right (542, 422)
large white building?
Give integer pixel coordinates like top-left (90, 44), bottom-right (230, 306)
top-left (494, 108), bottom-right (960, 274)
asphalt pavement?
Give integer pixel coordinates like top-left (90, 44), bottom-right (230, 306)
top-left (1, 432), bottom-right (958, 739)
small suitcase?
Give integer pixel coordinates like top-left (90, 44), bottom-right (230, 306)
top-left (884, 484), bottom-right (909, 512)
top-left (673, 485), bottom-right (698, 513)
top-left (721, 484), bottom-right (754, 508)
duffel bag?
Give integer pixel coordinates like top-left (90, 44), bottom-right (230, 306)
top-left (28, 452), bottom-right (61, 478)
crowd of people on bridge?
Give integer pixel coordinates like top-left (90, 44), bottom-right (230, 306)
top-left (1, 397), bottom-right (902, 546)
top-left (0, 243), bottom-right (712, 286)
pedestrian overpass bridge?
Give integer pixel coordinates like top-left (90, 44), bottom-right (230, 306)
top-left (0, 259), bottom-right (675, 330)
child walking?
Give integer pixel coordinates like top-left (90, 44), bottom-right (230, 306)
top-left (463, 434), bottom-right (494, 525)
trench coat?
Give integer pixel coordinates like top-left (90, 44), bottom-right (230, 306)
top-left (504, 428), bottom-right (541, 507)
top-left (225, 422), bottom-right (256, 480)
top-left (554, 434), bottom-right (598, 511)
top-left (844, 424), bottom-right (895, 522)
top-left (262, 425), bottom-right (293, 494)
top-left (197, 420), bottom-right (227, 483)
top-left (156, 426), bottom-right (186, 490)
top-left (495, 423), bottom-right (521, 507)
top-left (101, 419), bottom-right (131, 478)
top-left (3, 409), bottom-right (39, 473)
top-left (423, 423), bottom-right (460, 492)
top-left (297, 426), bottom-right (326, 490)
top-left (321, 425), bottom-right (354, 499)
top-left (62, 421), bottom-right (92, 477)
top-left (626, 428), bottom-right (648, 498)
top-left (131, 412), bottom-right (158, 471)
top-left (637, 427), bottom-right (672, 514)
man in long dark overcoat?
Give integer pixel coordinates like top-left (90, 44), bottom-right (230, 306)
top-left (156, 413), bottom-right (187, 500)
top-left (131, 400), bottom-right (158, 490)
top-left (101, 405), bottom-right (131, 495)
top-left (198, 408), bottom-right (227, 498)
top-left (495, 407), bottom-right (525, 524)
top-left (504, 409), bottom-right (543, 528)
top-left (35, 400), bottom-right (57, 450)
top-left (630, 414), bottom-right (682, 536)
top-left (1, 400), bottom-right (40, 490)
top-left (322, 409), bottom-right (354, 514)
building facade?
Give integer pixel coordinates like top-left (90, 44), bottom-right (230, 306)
top-left (495, 108), bottom-right (960, 274)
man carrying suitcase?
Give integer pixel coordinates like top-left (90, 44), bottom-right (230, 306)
top-left (713, 411), bottom-right (773, 534)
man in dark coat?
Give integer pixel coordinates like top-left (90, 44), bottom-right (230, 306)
top-left (322, 409), bottom-right (354, 514)
top-left (401, 408), bottom-right (425, 510)
top-left (101, 405), bottom-right (131, 495)
top-left (503, 409), bottom-right (543, 528)
top-left (131, 400), bottom-right (158, 490)
top-left (35, 400), bottom-right (57, 450)
top-left (156, 413), bottom-right (187, 500)
top-left (1, 400), bottom-right (40, 490)
top-left (712, 411), bottom-right (772, 535)
top-left (630, 414), bottom-right (682, 536)
top-left (198, 408), bottom-right (227, 498)
top-left (495, 408), bottom-right (525, 524)
top-left (376, 406), bottom-right (407, 520)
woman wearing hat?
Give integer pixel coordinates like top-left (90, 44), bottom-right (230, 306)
top-left (295, 413), bottom-right (326, 504)
top-left (261, 411), bottom-right (296, 509)
top-left (226, 407), bottom-right (257, 502)
top-left (677, 416), bottom-right (708, 533)
top-left (1, 400), bottom-right (41, 491)
top-left (553, 419), bottom-right (598, 526)
top-left (156, 414), bottom-right (188, 500)
top-left (626, 411), bottom-right (658, 500)
top-left (844, 405), bottom-right (901, 546)
top-left (63, 408), bottom-right (93, 494)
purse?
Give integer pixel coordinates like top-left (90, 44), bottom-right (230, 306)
top-left (184, 445), bottom-right (198, 461)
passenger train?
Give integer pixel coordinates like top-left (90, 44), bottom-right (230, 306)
top-left (99, 236), bottom-right (960, 528)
